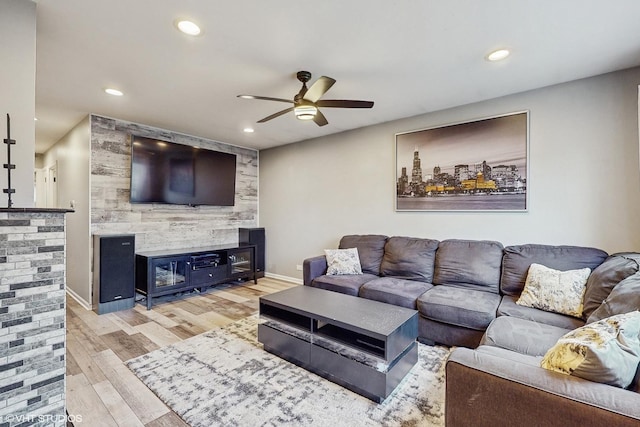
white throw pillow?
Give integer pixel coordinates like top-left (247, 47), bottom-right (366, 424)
top-left (516, 263), bottom-right (591, 318)
top-left (541, 311), bottom-right (640, 388)
top-left (324, 248), bottom-right (363, 275)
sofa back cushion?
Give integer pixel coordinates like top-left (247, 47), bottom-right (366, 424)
top-left (380, 236), bottom-right (439, 283)
top-left (339, 234), bottom-right (388, 275)
top-left (587, 272), bottom-right (640, 323)
top-left (582, 253), bottom-right (640, 320)
top-left (500, 244), bottom-right (608, 296)
top-left (433, 239), bottom-right (504, 293)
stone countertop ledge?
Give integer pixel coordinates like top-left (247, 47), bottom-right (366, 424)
top-left (0, 207), bottom-right (75, 213)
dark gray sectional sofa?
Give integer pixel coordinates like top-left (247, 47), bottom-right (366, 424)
top-left (303, 234), bottom-right (640, 426)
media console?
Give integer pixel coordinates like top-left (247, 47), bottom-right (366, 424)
top-left (135, 244), bottom-right (257, 309)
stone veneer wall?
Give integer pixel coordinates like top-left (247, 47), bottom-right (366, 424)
top-left (90, 115), bottom-right (259, 251)
top-left (0, 209), bottom-right (69, 427)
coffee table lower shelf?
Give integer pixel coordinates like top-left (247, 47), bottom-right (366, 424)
top-left (258, 321), bottom-right (418, 403)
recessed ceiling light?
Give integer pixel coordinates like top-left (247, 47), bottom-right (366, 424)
top-left (34, 117), bottom-right (38, 121)
top-left (105, 88), bottom-right (124, 96)
top-left (243, 127), bottom-right (255, 133)
top-left (176, 20), bottom-right (201, 36)
top-left (238, 95), bottom-right (255, 100)
top-left (486, 49), bottom-right (510, 62)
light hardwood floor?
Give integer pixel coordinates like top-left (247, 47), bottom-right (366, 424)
top-left (65, 277), bottom-right (297, 427)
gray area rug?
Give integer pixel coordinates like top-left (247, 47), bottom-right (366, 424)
top-left (126, 315), bottom-right (450, 427)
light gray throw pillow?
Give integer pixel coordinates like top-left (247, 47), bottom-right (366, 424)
top-left (541, 311), bottom-right (640, 388)
top-left (516, 263), bottom-right (591, 318)
top-left (324, 248), bottom-right (363, 275)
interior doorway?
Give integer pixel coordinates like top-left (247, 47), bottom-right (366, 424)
top-left (46, 162), bottom-right (58, 208)
top-left (34, 168), bottom-right (46, 207)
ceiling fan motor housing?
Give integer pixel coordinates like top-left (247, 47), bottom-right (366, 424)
top-left (296, 71), bottom-right (312, 83)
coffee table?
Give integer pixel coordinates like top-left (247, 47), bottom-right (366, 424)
top-left (258, 286), bottom-right (418, 402)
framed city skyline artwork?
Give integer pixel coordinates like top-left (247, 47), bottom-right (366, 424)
top-left (395, 111), bottom-right (529, 212)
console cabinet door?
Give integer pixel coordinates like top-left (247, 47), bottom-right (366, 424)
top-left (150, 256), bottom-right (190, 292)
top-left (228, 247), bottom-right (255, 279)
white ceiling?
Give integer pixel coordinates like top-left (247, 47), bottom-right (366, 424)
top-left (34, 0), bottom-right (640, 153)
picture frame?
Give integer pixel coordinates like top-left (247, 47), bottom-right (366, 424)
top-left (395, 111), bottom-right (529, 212)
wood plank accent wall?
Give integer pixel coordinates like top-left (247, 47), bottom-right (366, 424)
top-left (90, 115), bottom-right (258, 252)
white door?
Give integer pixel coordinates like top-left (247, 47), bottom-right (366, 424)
top-left (47, 163), bottom-right (58, 208)
top-left (34, 168), bottom-right (46, 207)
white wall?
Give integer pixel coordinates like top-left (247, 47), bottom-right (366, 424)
top-left (260, 67), bottom-right (640, 280)
top-left (42, 116), bottom-right (91, 304)
top-left (0, 0), bottom-right (36, 207)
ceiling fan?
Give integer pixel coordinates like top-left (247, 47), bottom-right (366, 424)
top-left (237, 71), bottom-right (374, 127)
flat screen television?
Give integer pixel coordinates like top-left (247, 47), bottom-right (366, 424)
top-left (130, 135), bottom-right (237, 206)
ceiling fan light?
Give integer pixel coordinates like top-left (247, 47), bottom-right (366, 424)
top-left (294, 105), bottom-right (317, 120)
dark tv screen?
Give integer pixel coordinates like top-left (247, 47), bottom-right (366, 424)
top-left (130, 136), bottom-right (236, 206)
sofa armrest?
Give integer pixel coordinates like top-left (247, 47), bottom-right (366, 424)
top-left (303, 255), bottom-right (327, 286)
top-left (446, 347), bottom-right (640, 427)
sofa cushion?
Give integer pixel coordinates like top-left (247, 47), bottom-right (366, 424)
top-left (500, 244), bottom-right (608, 296)
top-left (482, 316), bottom-right (571, 357)
top-left (359, 277), bottom-right (432, 309)
top-left (516, 263), bottom-right (591, 318)
top-left (587, 272), bottom-right (640, 323)
top-left (475, 345), bottom-right (543, 367)
top-left (418, 316), bottom-right (485, 348)
top-left (324, 248), bottom-right (363, 275)
top-left (433, 239), bottom-right (503, 293)
top-left (310, 273), bottom-right (378, 296)
top-left (339, 235), bottom-right (387, 275)
top-left (417, 285), bottom-right (501, 331)
top-left (498, 295), bottom-right (585, 330)
top-left (380, 236), bottom-right (439, 283)
top-left (541, 311), bottom-right (640, 388)
top-left (582, 253), bottom-right (640, 320)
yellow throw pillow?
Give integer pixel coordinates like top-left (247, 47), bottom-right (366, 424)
top-left (516, 263), bottom-right (591, 318)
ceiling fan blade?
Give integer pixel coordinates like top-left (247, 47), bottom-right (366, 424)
top-left (303, 76), bottom-right (336, 103)
top-left (237, 95), bottom-right (294, 104)
top-left (313, 109), bottom-right (329, 127)
top-left (257, 107), bottom-right (294, 123)
top-left (316, 99), bottom-right (374, 108)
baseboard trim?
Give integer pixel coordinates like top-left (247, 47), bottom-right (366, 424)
top-left (265, 272), bottom-right (303, 285)
top-left (66, 288), bottom-right (92, 310)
